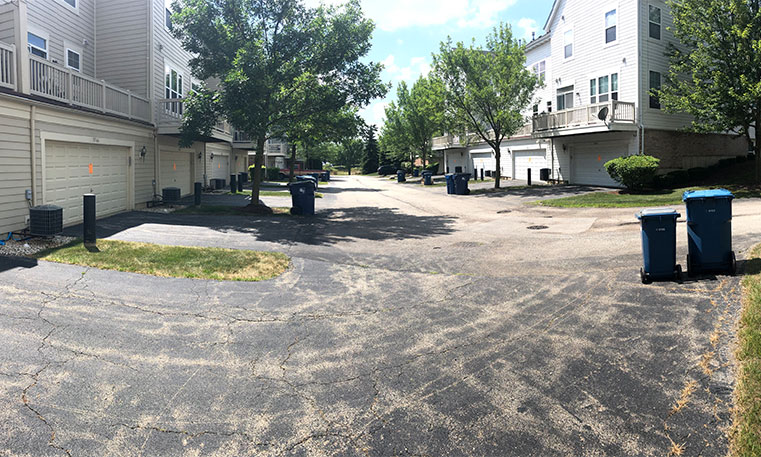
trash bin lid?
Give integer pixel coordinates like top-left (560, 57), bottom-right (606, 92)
top-left (682, 189), bottom-right (734, 201)
top-left (636, 207), bottom-right (680, 219)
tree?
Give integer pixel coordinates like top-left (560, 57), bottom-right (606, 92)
top-left (393, 77), bottom-right (447, 169)
top-left (335, 138), bottom-right (365, 174)
top-left (171, 0), bottom-right (387, 212)
top-left (432, 24), bottom-right (539, 188)
top-left (362, 126), bottom-right (380, 174)
top-left (659, 0), bottom-right (761, 182)
top-left (379, 101), bottom-right (414, 164)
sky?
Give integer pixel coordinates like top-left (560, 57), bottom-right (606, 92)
top-left (305, 0), bottom-right (556, 129)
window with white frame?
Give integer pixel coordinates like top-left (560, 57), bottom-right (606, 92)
top-left (165, 0), bottom-right (173, 31)
top-left (557, 85), bottom-right (574, 111)
top-left (28, 32), bottom-right (48, 59)
top-left (605, 9), bottom-right (617, 43)
top-left (65, 42), bottom-right (82, 71)
top-left (649, 71), bottom-right (661, 109)
top-left (564, 29), bottom-right (573, 59)
top-left (165, 64), bottom-right (184, 115)
top-left (532, 61), bottom-right (546, 81)
top-left (649, 5), bottom-right (661, 40)
top-left (590, 73), bottom-right (618, 104)
top-left (63, 0), bottom-right (76, 7)
top-left (547, 101), bottom-right (552, 113)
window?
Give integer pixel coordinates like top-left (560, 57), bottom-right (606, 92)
top-left (547, 101), bottom-right (552, 113)
top-left (66, 48), bottom-right (80, 71)
top-left (564, 29), bottom-right (573, 59)
top-left (28, 32), bottom-right (47, 59)
top-left (532, 104), bottom-right (539, 115)
top-left (532, 60), bottom-right (546, 81)
top-left (165, 8), bottom-right (173, 31)
top-left (605, 9), bottom-right (617, 43)
top-left (590, 73), bottom-right (618, 104)
top-left (649, 5), bottom-right (661, 40)
top-left (557, 85), bottom-right (574, 111)
top-left (63, 0), bottom-right (76, 7)
top-left (649, 71), bottom-right (661, 109)
top-left (165, 65), bottom-right (184, 115)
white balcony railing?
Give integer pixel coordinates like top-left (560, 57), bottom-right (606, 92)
top-left (532, 100), bottom-right (636, 133)
top-left (233, 130), bottom-right (252, 143)
top-left (28, 55), bottom-right (151, 122)
top-left (158, 98), bottom-right (232, 138)
top-left (0, 41), bottom-right (15, 90)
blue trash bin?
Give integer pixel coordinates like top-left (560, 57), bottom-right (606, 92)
top-left (412, 169), bottom-right (420, 177)
top-left (445, 174), bottom-right (455, 194)
top-left (397, 170), bottom-right (406, 183)
top-left (423, 172), bottom-right (433, 186)
top-left (453, 173), bottom-right (471, 195)
top-left (636, 208), bottom-right (682, 283)
top-left (289, 181), bottom-right (315, 215)
top-left (296, 175), bottom-right (318, 189)
top-left (683, 189), bottom-right (736, 276)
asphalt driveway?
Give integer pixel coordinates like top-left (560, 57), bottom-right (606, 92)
top-left (1, 175), bottom-right (760, 456)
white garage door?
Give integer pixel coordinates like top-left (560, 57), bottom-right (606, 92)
top-left (471, 153), bottom-right (495, 176)
top-left (44, 141), bottom-right (129, 226)
top-left (211, 153), bottom-right (230, 181)
top-left (160, 150), bottom-right (192, 196)
top-left (513, 149), bottom-right (547, 181)
top-left (571, 143), bottom-right (625, 187)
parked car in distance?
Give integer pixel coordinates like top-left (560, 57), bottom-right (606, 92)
top-left (378, 165), bottom-right (396, 176)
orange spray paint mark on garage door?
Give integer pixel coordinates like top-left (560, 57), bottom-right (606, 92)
top-left (89, 163), bottom-right (93, 174)
top-left (173, 162), bottom-right (177, 171)
top-left (597, 155), bottom-right (602, 161)
top-left (218, 163), bottom-right (221, 169)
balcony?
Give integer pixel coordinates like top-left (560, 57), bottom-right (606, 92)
top-left (232, 130), bottom-right (255, 148)
top-left (27, 55), bottom-right (151, 122)
top-left (157, 98), bottom-right (233, 142)
top-left (431, 124), bottom-right (533, 151)
top-left (0, 42), bottom-right (15, 90)
top-left (532, 100), bottom-right (637, 137)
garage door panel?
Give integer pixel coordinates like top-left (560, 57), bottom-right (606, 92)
top-left (571, 144), bottom-right (623, 187)
top-left (211, 154), bottom-right (230, 180)
top-left (160, 150), bottom-right (192, 196)
top-left (45, 141), bottom-right (129, 226)
top-left (513, 149), bottom-right (546, 181)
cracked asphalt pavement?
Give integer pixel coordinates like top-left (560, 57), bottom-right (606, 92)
top-left (2, 175), bottom-right (761, 456)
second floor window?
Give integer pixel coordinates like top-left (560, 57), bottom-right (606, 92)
top-left (649, 71), bottom-right (661, 109)
top-left (66, 49), bottom-right (80, 71)
top-left (557, 85), bottom-right (574, 111)
top-left (165, 8), bottom-right (173, 31)
top-left (605, 9), bottom-right (617, 43)
top-left (564, 29), bottom-right (573, 59)
top-left (533, 61), bottom-right (546, 81)
top-left (64, 0), bottom-right (76, 7)
top-left (649, 5), bottom-right (661, 40)
top-left (590, 73), bottom-right (618, 104)
top-left (28, 32), bottom-right (47, 59)
top-left (165, 66), bottom-right (183, 115)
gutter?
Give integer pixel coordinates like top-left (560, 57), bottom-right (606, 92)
top-left (29, 105), bottom-right (36, 206)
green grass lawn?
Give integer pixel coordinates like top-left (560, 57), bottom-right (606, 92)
top-left (175, 205), bottom-right (292, 215)
top-left (732, 244), bottom-right (761, 456)
top-left (469, 185), bottom-right (532, 196)
top-left (533, 185), bottom-right (761, 208)
top-left (36, 240), bottom-right (290, 281)
top-left (229, 190), bottom-right (323, 198)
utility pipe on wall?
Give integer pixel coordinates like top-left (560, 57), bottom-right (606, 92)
top-left (29, 105), bottom-right (37, 206)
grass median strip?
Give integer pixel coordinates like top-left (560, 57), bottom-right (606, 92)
top-left (731, 244), bottom-right (761, 456)
top-left (36, 239), bottom-right (290, 281)
top-left (533, 185), bottom-right (761, 208)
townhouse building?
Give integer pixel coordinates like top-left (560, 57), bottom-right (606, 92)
top-left (435, 0), bottom-right (746, 187)
top-left (0, 0), bottom-right (279, 234)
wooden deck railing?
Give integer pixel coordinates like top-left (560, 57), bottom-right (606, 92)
top-left (0, 41), bottom-right (15, 90)
top-left (532, 100), bottom-right (636, 133)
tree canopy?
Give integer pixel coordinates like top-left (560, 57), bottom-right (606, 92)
top-left (432, 23), bottom-right (538, 188)
top-left (171, 0), bottom-right (387, 208)
top-left (660, 0), bottom-right (761, 181)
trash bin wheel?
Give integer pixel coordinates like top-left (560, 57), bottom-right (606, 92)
top-left (730, 251), bottom-right (737, 276)
top-left (674, 264), bottom-right (682, 281)
top-left (290, 206), bottom-right (303, 216)
top-left (640, 268), bottom-right (652, 284)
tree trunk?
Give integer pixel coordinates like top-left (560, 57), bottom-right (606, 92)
top-left (251, 137), bottom-right (265, 206)
top-left (289, 143), bottom-right (297, 182)
top-left (493, 145), bottom-right (501, 189)
top-left (755, 122), bottom-right (760, 183)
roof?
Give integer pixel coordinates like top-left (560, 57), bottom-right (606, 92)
top-left (543, 0), bottom-right (560, 32)
top-left (524, 32), bottom-right (551, 51)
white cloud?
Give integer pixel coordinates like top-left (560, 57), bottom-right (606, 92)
top-left (359, 100), bottom-right (389, 127)
top-left (381, 55), bottom-right (431, 84)
top-left (304, 0), bottom-right (516, 31)
top-left (517, 17), bottom-right (539, 41)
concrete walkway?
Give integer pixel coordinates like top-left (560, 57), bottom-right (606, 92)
top-left (1, 175), bottom-right (760, 456)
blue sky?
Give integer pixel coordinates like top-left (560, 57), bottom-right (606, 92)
top-left (307, 0), bottom-right (556, 128)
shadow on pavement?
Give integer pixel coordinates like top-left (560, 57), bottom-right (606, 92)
top-left (473, 185), bottom-right (607, 199)
top-left (63, 206), bottom-right (458, 247)
top-left (0, 255), bottom-right (38, 273)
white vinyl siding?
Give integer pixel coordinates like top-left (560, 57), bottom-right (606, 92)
top-left (154, 0), bottom-right (195, 123)
top-left (0, 4), bottom-right (15, 44)
top-left (27, 0), bottom-right (95, 76)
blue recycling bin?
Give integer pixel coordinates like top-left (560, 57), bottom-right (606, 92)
top-left (636, 208), bottom-right (682, 283)
top-left (453, 173), bottom-right (471, 195)
top-left (397, 170), bottom-right (406, 182)
top-left (289, 181), bottom-right (315, 215)
top-left (445, 174), bottom-right (455, 194)
top-left (412, 169), bottom-right (420, 177)
top-left (683, 189), bottom-right (736, 275)
top-left (423, 172), bottom-right (433, 186)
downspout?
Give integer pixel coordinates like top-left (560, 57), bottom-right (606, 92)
top-left (638, 0), bottom-right (645, 155)
top-left (550, 137), bottom-right (555, 181)
top-left (29, 105), bottom-right (37, 206)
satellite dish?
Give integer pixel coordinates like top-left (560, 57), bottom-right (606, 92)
top-left (597, 106), bottom-right (609, 122)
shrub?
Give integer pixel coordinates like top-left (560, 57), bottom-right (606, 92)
top-left (687, 167), bottom-right (710, 182)
top-left (401, 161), bottom-right (412, 172)
top-left (718, 157), bottom-right (737, 168)
top-left (265, 166), bottom-right (280, 181)
top-left (665, 170), bottom-right (690, 188)
top-left (424, 162), bottom-right (439, 174)
top-left (604, 155), bottom-right (660, 190)
top-left (248, 165), bottom-right (265, 182)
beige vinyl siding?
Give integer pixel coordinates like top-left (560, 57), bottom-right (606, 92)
top-left (0, 3), bottom-right (15, 44)
top-left (152, 0), bottom-right (194, 121)
top-left (548, 0), bottom-right (639, 113)
top-left (95, 0), bottom-right (149, 97)
top-left (639, 0), bottom-right (692, 130)
top-left (27, 0), bottom-right (96, 76)
top-left (0, 99), bottom-right (32, 234)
